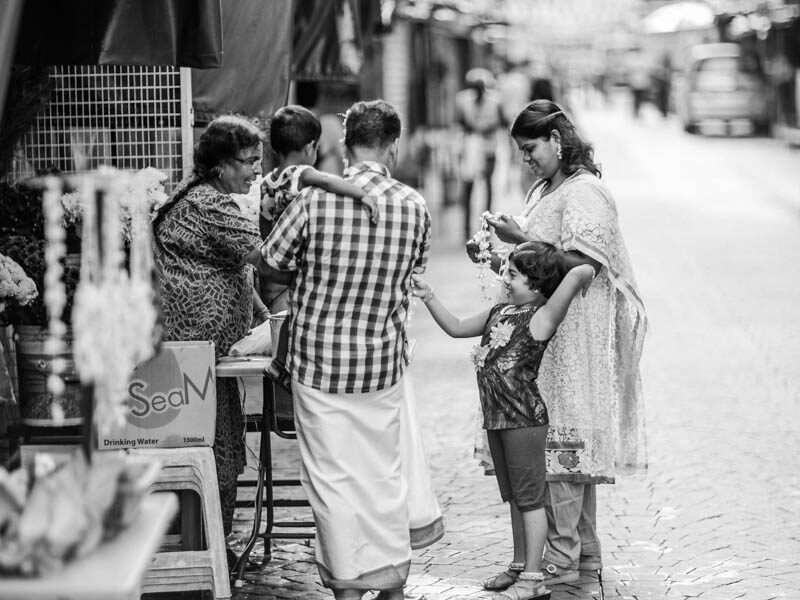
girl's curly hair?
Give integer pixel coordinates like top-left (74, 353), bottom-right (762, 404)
top-left (508, 241), bottom-right (566, 298)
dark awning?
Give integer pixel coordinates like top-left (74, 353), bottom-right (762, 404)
top-left (13, 0), bottom-right (222, 68)
top-left (191, 0), bottom-right (293, 124)
top-left (0, 0), bottom-right (24, 119)
top-left (294, 0), bottom-right (381, 82)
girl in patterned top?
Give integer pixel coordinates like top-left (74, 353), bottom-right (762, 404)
top-left (411, 242), bottom-right (595, 600)
top-left (263, 105), bottom-right (380, 390)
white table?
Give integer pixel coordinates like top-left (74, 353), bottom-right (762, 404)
top-left (1, 492), bottom-right (178, 600)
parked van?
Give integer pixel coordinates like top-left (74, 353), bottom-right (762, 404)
top-left (676, 43), bottom-right (769, 134)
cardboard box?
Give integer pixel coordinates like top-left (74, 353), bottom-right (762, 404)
top-left (98, 341), bottom-right (216, 450)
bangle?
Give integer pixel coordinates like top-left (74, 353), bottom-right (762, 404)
top-left (421, 289), bottom-right (435, 304)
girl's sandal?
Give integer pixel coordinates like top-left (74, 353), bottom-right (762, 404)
top-left (490, 572), bottom-right (551, 600)
top-left (482, 562), bottom-right (525, 591)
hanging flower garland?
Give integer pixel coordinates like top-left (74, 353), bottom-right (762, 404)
top-left (71, 167), bottom-right (159, 435)
top-left (41, 177), bottom-right (68, 424)
top-left (471, 211), bottom-right (497, 302)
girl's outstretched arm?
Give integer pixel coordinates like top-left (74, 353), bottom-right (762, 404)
top-left (298, 167), bottom-right (380, 224)
top-left (529, 264), bottom-right (595, 340)
top-left (411, 274), bottom-right (490, 338)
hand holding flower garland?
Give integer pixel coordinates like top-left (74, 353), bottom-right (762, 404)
top-left (470, 211), bottom-right (499, 302)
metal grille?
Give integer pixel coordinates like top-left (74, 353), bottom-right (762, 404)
top-left (10, 65), bottom-right (192, 190)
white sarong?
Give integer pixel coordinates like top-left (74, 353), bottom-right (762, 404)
top-left (400, 374), bottom-right (445, 548)
top-left (293, 375), bottom-right (443, 591)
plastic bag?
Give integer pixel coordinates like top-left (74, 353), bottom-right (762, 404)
top-left (228, 320), bottom-right (272, 356)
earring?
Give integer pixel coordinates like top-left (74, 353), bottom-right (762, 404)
top-left (556, 144), bottom-right (562, 160)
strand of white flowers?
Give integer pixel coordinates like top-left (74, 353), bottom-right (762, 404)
top-left (72, 168), bottom-right (160, 436)
top-left (127, 169), bottom-right (158, 368)
top-left (42, 176), bottom-right (68, 424)
top-left (472, 211), bottom-right (495, 302)
top-left (72, 170), bottom-right (128, 433)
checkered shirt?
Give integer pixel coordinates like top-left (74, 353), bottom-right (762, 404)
top-left (261, 161), bottom-right (432, 393)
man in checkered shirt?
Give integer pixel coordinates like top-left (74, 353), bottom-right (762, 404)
top-left (258, 100), bottom-right (436, 600)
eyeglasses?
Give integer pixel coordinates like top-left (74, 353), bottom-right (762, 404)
top-left (232, 156), bottom-right (262, 167)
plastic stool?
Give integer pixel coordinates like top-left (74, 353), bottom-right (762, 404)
top-left (128, 446), bottom-right (231, 599)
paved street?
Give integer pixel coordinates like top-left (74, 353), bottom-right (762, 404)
top-left (229, 98), bottom-right (800, 600)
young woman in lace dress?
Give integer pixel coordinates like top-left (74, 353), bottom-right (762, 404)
top-left (469, 100), bottom-right (647, 587)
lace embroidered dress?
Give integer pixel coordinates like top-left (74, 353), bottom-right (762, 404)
top-left (476, 303), bottom-right (550, 430)
top-left (476, 171), bottom-right (647, 483)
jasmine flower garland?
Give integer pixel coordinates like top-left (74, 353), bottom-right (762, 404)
top-left (471, 211), bottom-right (496, 302)
top-left (41, 176), bottom-right (68, 424)
top-left (71, 168), bottom-right (159, 435)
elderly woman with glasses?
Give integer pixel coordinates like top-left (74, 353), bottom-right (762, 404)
top-left (153, 115), bottom-right (267, 548)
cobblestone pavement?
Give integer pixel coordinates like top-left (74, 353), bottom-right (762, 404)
top-left (228, 100), bottom-right (800, 600)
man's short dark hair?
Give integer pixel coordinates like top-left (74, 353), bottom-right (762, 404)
top-left (270, 105), bottom-right (322, 156)
top-left (343, 100), bottom-right (401, 151)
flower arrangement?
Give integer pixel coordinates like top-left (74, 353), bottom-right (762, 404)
top-left (0, 181), bottom-right (81, 328)
top-left (0, 253), bottom-right (37, 315)
top-left (60, 166), bottom-right (168, 240)
top-left (0, 169), bottom-right (161, 432)
top-left (0, 235), bottom-right (80, 328)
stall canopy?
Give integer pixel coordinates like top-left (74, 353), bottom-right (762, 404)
top-left (191, 0), bottom-right (292, 124)
top-left (12, 0), bottom-right (222, 67)
top-left (294, 0), bottom-right (385, 82)
top-left (0, 0), bottom-right (24, 119)
top-left (192, 0), bottom-right (382, 124)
